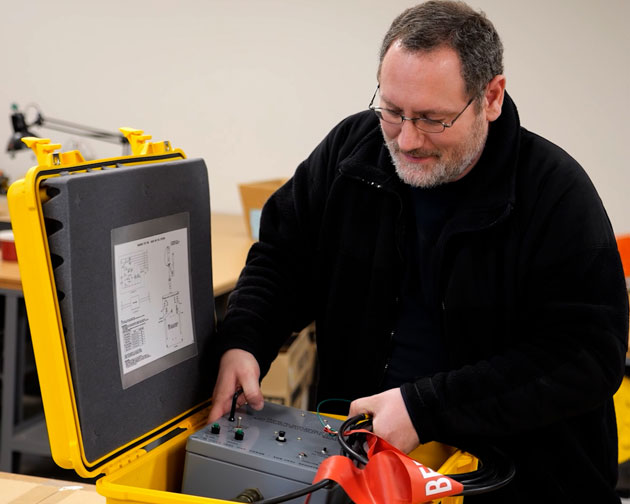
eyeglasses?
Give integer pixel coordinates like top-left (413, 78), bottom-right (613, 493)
top-left (368, 85), bottom-right (474, 134)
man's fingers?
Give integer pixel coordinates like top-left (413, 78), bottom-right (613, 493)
top-left (208, 374), bottom-right (241, 422)
top-left (208, 387), bottom-right (235, 422)
top-left (207, 349), bottom-right (264, 422)
top-left (349, 397), bottom-right (372, 418)
top-left (243, 386), bottom-right (264, 410)
top-left (208, 386), bottom-right (262, 422)
top-left (208, 402), bottom-right (227, 423)
top-left (237, 371), bottom-right (263, 410)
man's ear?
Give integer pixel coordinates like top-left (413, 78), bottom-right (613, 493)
top-left (484, 74), bottom-right (506, 122)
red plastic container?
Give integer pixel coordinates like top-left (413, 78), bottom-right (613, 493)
top-left (0, 230), bottom-right (17, 261)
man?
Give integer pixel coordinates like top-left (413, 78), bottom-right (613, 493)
top-left (209, 1), bottom-right (629, 501)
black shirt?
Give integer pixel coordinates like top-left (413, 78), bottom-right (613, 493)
top-left (382, 172), bottom-right (475, 389)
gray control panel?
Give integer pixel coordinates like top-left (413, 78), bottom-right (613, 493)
top-left (182, 401), bottom-right (348, 503)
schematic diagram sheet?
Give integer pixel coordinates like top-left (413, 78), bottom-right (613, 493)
top-left (112, 213), bottom-right (197, 389)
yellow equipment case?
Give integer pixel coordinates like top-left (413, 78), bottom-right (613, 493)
top-left (8, 131), bottom-right (477, 504)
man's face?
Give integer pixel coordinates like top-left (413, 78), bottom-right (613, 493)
top-left (378, 43), bottom-right (489, 188)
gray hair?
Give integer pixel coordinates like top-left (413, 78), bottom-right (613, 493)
top-left (378, 1), bottom-right (504, 100)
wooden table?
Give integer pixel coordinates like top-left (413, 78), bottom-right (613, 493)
top-left (0, 471), bottom-right (103, 503)
top-left (0, 259), bottom-right (20, 290)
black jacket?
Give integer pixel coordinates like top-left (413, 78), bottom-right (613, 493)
top-left (220, 93), bottom-right (629, 502)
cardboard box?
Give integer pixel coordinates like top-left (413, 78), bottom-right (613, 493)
top-left (261, 325), bottom-right (316, 410)
top-left (238, 178), bottom-right (287, 240)
top-left (263, 382), bottom-right (312, 411)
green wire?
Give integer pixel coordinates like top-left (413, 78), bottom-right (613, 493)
top-left (316, 398), bottom-right (352, 434)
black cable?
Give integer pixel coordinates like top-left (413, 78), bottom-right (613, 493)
top-left (456, 446), bottom-right (515, 496)
top-left (452, 460), bottom-right (497, 485)
top-left (229, 388), bottom-right (242, 422)
top-left (337, 414), bottom-right (372, 465)
top-left (336, 414), bottom-right (516, 496)
top-left (254, 479), bottom-right (336, 504)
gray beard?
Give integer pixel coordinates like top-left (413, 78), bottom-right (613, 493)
top-left (383, 118), bottom-right (487, 188)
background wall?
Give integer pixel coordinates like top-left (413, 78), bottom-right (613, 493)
top-left (1, 0), bottom-right (628, 233)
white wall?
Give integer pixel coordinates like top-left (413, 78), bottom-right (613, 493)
top-left (1, 0), bottom-right (628, 233)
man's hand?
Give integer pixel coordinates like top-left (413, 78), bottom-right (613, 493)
top-left (349, 388), bottom-right (420, 454)
top-left (207, 349), bottom-right (264, 423)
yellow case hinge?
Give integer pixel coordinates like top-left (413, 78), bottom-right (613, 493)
top-left (22, 137), bottom-right (86, 168)
top-left (101, 447), bottom-right (147, 475)
top-left (120, 127), bottom-right (173, 156)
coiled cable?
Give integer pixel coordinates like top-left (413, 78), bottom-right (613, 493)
top-left (338, 414), bottom-right (516, 496)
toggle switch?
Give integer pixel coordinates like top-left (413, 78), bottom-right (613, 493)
top-left (276, 431), bottom-right (286, 442)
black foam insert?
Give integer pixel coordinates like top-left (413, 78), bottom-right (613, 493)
top-left (42, 158), bottom-right (214, 465)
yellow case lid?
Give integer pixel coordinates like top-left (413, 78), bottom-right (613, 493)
top-left (8, 130), bottom-right (213, 478)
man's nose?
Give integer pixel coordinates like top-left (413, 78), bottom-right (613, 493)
top-left (396, 119), bottom-right (427, 152)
